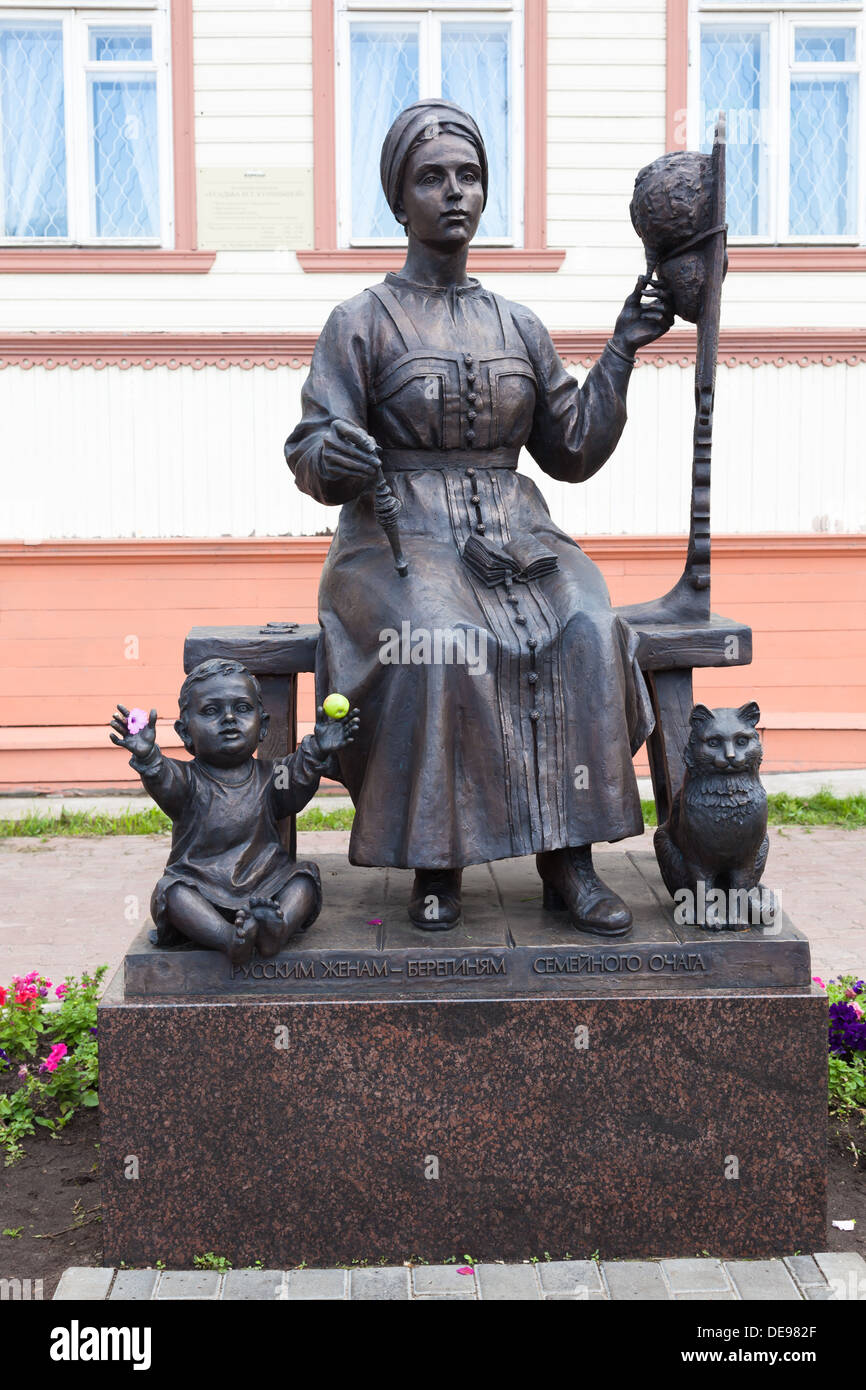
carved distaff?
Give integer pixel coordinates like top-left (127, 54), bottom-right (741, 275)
top-left (362, 438), bottom-right (409, 577)
top-left (684, 116), bottom-right (727, 606)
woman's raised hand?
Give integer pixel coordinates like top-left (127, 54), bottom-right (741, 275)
top-left (319, 419), bottom-right (381, 497)
top-left (610, 276), bottom-right (675, 358)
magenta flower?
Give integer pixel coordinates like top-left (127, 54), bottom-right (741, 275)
top-left (55, 983), bottom-right (68, 999)
top-left (127, 708), bottom-right (149, 735)
top-left (366, 919), bottom-right (383, 927)
top-left (457, 1266), bottom-right (474, 1276)
top-left (41, 1043), bottom-right (68, 1074)
top-left (813, 976), bottom-right (825, 989)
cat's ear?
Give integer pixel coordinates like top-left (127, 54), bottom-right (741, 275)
top-left (689, 703), bottom-right (714, 731)
top-left (736, 700), bottom-right (761, 728)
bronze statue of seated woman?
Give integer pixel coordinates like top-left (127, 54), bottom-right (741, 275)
top-left (285, 100), bottom-right (674, 937)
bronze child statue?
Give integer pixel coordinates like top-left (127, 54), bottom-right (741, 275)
top-left (110, 659), bottom-right (360, 964)
top-left (654, 701), bottom-right (772, 930)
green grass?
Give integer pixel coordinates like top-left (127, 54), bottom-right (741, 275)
top-left (1, 788), bottom-right (864, 838)
top-left (640, 789), bottom-right (866, 830)
top-left (0, 803), bottom-right (355, 837)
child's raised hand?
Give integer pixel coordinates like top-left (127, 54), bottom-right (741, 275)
top-left (109, 705), bottom-right (158, 760)
top-left (312, 705), bottom-right (360, 757)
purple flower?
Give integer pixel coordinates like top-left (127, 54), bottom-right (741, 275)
top-left (0, 1047), bottom-right (9, 1068)
top-left (37, 987), bottom-right (48, 997)
top-left (89, 1026), bottom-right (98, 1036)
top-left (127, 708), bottom-right (149, 735)
top-left (829, 1001), bottom-right (866, 1059)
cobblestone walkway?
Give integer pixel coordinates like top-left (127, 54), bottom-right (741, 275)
top-left (54, 1252), bottom-right (866, 1301)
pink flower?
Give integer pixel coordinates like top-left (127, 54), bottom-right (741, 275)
top-left (457, 1266), bottom-right (474, 1276)
top-left (0, 986), bottom-right (6, 1006)
top-left (17, 1065), bottom-right (27, 1079)
top-left (854, 1004), bottom-right (863, 1019)
top-left (812, 976), bottom-right (825, 989)
top-left (41, 1043), bottom-right (68, 1074)
top-left (127, 708), bottom-right (149, 735)
top-left (846, 987), bottom-right (857, 1000)
top-left (55, 983), bottom-right (68, 1000)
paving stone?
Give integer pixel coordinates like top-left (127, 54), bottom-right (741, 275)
top-left (475, 1264), bottom-right (540, 1300)
top-left (805, 1285), bottom-right (836, 1300)
top-left (109, 1270), bottom-right (158, 1301)
top-left (603, 1262), bottom-right (670, 1300)
top-left (154, 1270), bottom-right (222, 1300)
top-left (412, 1265), bottom-right (476, 1295)
top-left (349, 1267), bottom-right (410, 1300)
top-left (543, 1291), bottom-right (609, 1301)
top-left (661, 1259), bottom-right (729, 1294)
top-left (414, 1293), bottom-right (476, 1300)
top-left (813, 1252), bottom-right (866, 1300)
top-left (53, 1267), bottom-right (115, 1301)
top-left (784, 1255), bottom-right (826, 1287)
top-left (725, 1261), bottom-right (802, 1301)
top-left (673, 1291), bottom-right (737, 1301)
top-left (537, 1261), bottom-right (603, 1295)
top-left (284, 1268), bottom-right (348, 1300)
top-left (222, 1270), bottom-right (287, 1301)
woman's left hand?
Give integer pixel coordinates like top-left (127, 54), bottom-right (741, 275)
top-left (611, 276), bottom-right (675, 357)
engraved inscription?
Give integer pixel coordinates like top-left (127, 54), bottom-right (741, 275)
top-left (533, 950), bottom-right (707, 975)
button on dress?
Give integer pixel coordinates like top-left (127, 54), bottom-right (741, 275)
top-left (285, 273), bottom-right (654, 869)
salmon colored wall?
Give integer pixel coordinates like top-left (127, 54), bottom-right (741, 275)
top-left (1, 535), bottom-right (864, 791)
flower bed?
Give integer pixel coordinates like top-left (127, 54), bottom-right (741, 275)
top-left (814, 974), bottom-right (866, 1123)
top-left (0, 966), bottom-right (106, 1165)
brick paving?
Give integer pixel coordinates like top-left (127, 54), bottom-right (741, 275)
top-left (53, 1252), bottom-right (866, 1301)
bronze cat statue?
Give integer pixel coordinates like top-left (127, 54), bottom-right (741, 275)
top-left (654, 702), bottom-right (773, 931)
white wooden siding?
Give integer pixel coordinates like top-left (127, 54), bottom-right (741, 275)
top-left (0, 0), bottom-right (863, 539)
top-left (1, 360), bottom-right (863, 539)
top-left (0, 0), bottom-right (860, 331)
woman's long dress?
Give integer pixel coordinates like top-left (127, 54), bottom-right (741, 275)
top-left (285, 272), bottom-right (654, 869)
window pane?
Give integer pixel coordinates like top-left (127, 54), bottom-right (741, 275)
top-left (90, 26), bottom-right (153, 62)
top-left (789, 76), bottom-right (857, 235)
top-left (350, 24), bottom-right (419, 238)
top-left (794, 28), bottom-right (856, 64)
top-left (0, 22), bottom-right (67, 237)
top-left (91, 77), bottom-right (160, 236)
top-left (701, 25), bottom-right (769, 236)
top-left (442, 23), bottom-right (510, 239)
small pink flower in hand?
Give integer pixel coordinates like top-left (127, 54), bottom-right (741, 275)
top-left (127, 708), bottom-right (150, 735)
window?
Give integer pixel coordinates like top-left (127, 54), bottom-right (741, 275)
top-left (336, 0), bottom-right (523, 246)
top-left (0, 3), bottom-right (172, 245)
top-left (692, 2), bottom-right (864, 243)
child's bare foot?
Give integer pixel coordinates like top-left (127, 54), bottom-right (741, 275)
top-left (249, 895), bottom-right (289, 958)
top-left (228, 907), bottom-right (258, 966)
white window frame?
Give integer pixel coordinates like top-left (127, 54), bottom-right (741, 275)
top-left (690, 0), bottom-right (865, 245)
top-left (0, 0), bottom-right (173, 246)
top-left (335, 0), bottom-right (524, 248)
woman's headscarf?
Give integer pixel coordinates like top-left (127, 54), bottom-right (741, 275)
top-left (379, 100), bottom-right (488, 222)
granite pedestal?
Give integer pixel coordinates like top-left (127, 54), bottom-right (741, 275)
top-left (100, 852), bottom-right (826, 1266)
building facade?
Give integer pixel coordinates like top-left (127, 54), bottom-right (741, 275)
top-left (1, 0), bottom-right (864, 789)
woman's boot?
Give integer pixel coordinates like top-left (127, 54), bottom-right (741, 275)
top-left (536, 846), bottom-right (632, 936)
top-left (408, 868), bottom-right (463, 930)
